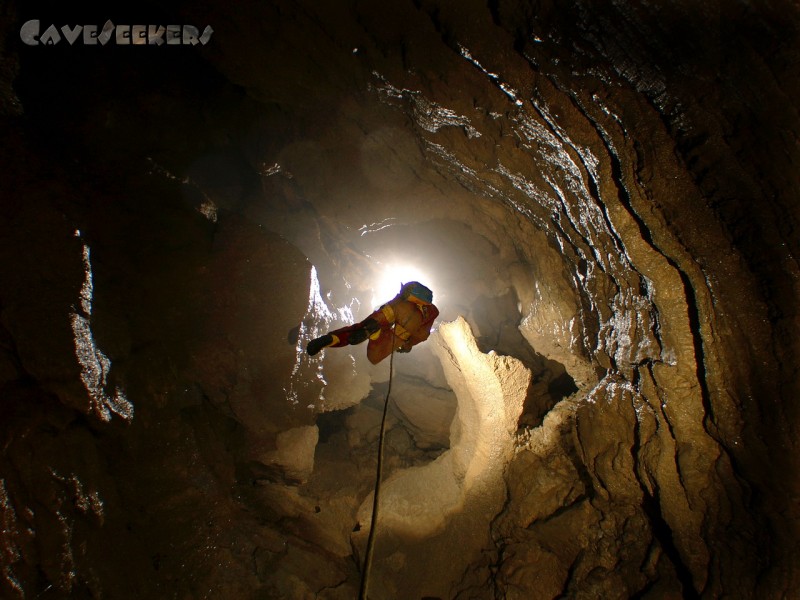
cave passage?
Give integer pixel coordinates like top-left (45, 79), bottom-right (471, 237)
top-left (1, 1), bottom-right (799, 599)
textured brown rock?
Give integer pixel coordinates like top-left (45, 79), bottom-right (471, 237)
top-left (1, 0), bottom-right (798, 598)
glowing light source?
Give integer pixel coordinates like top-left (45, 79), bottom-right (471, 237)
top-left (371, 262), bottom-right (432, 308)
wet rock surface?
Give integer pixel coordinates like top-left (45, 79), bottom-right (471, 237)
top-left (1, 0), bottom-right (799, 598)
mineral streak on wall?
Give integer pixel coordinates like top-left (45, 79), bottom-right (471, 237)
top-left (0, 0), bottom-right (798, 599)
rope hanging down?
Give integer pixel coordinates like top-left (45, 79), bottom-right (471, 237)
top-left (358, 330), bottom-right (396, 600)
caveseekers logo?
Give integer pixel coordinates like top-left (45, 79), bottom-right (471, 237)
top-left (20, 19), bottom-right (213, 46)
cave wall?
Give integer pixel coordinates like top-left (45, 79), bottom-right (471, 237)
top-left (1, 0), bottom-right (799, 598)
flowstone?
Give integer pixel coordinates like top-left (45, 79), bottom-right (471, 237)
top-left (353, 317), bottom-right (529, 597)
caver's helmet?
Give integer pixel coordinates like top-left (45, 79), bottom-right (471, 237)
top-left (399, 281), bottom-right (433, 304)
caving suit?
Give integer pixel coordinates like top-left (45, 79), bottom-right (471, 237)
top-left (307, 282), bottom-right (439, 364)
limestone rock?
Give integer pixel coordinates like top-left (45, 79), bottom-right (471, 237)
top-left (1, 0), bottom-right (798, 598)
top-left (263, 425), bottom-right (319, 484)
top-left (389, 376), bottom-right (456, 449)
top-left (353, 317), bottom-right (529, 598)
top-left (317, 348), bottom-right (372, 412)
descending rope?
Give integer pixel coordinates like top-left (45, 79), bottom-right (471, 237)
top-left (358, 333), bottom-right (396, 600)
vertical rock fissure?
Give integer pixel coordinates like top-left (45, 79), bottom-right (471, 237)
top-left (575, 95), bottom-right (718, 434)
top-left (528, 92), bottom-right (633, 273)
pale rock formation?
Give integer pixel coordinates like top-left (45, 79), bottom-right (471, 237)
top-left (263, 425), bottom-right (320, 483)
top-left (353, 317), bottom-right (529, 597)
top-left (316, 348), bottom-right (372, 412)
top-left (387, 377), bottom-right (456, 449)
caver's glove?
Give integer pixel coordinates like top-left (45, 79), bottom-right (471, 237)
top-left (307, 334), bottom-right (334, 356)
top-left (363, 317), bottom-right (381, 335)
